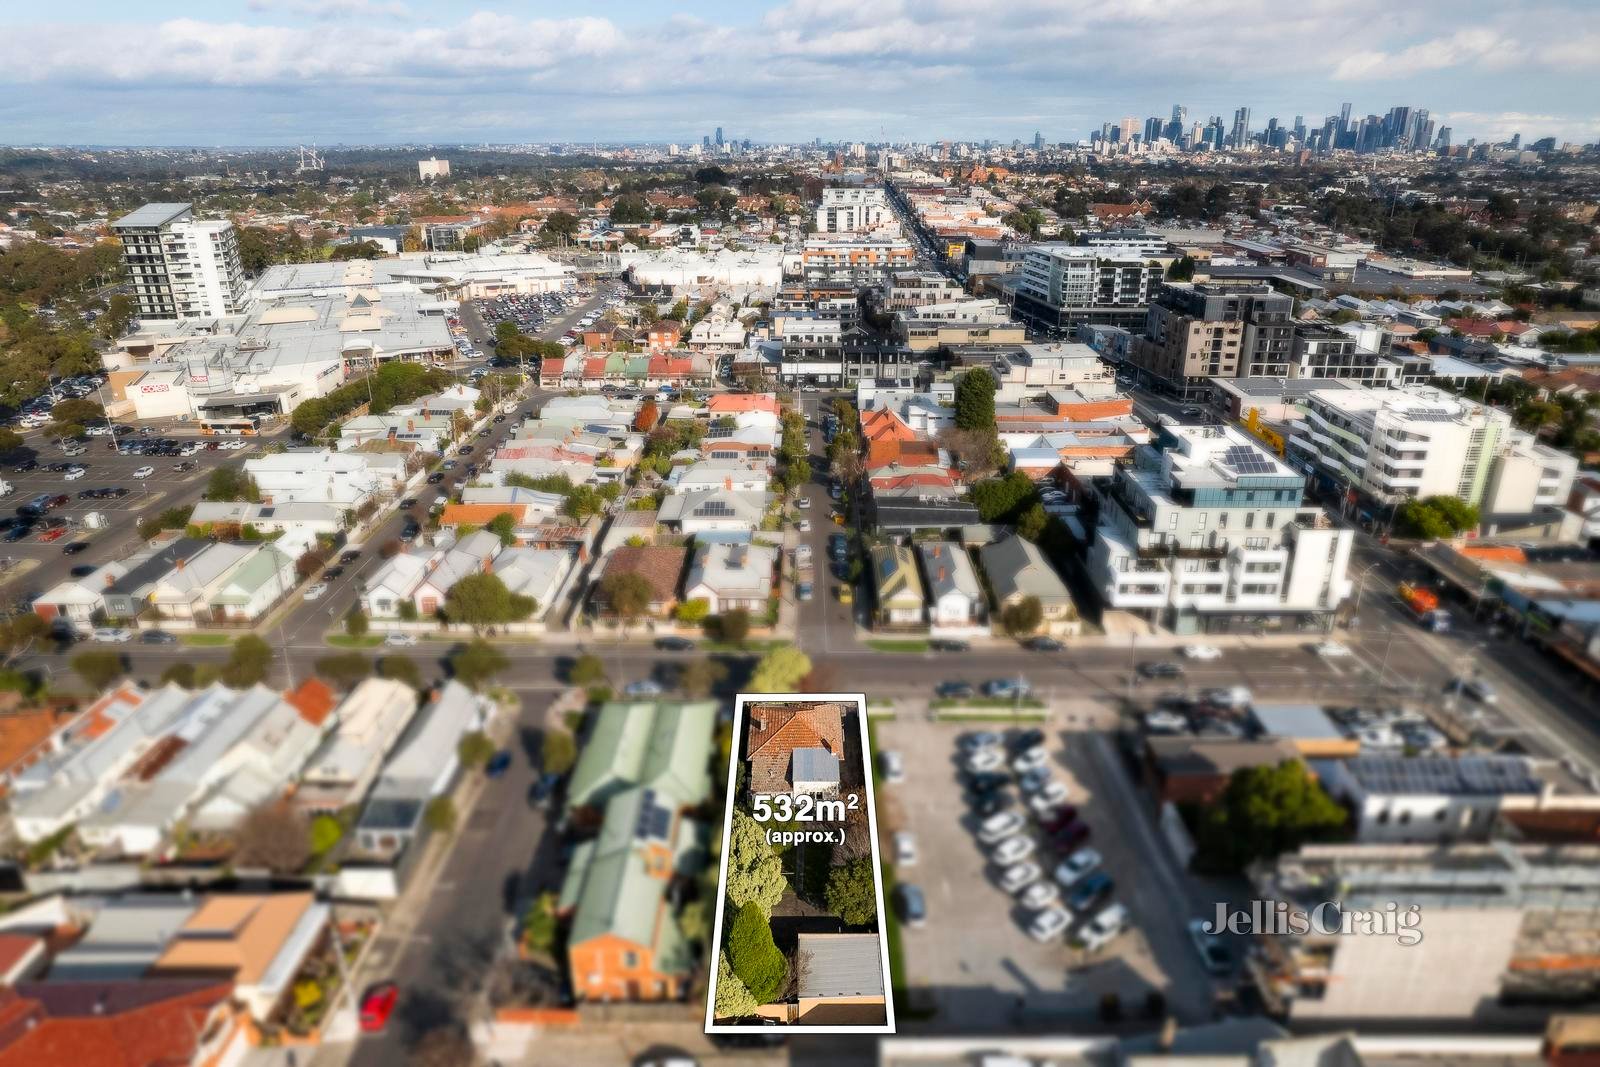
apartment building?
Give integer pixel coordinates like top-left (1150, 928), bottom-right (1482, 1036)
top-left (111, 203), bottom-right (249, 323)
top-left (877, 270), bottom-right (966, 313)
top-left (796, 235), bottom-right (916, 288)
top-left (1011, 243), bottom-right (1158, 333)
top-left (1289, 385), bottom-right (1578, 518)
top-left (1289, 324), bottom-right (1402, 386)
top-left (988, 342), bottom-right (1118, 404)
top-left (1087, 425), bottom-right (1353, 634)
top-left (893, 298), bottom-right (1024, 352)
top-left (814, 187), bottom-right (895, 233)
top-left (1127, 283), bottom-right (1295, 400)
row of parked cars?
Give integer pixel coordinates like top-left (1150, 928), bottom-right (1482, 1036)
top-left (959, 729), bottom-right (1129, 952)
top-left (10, 374), bottom-right (107, 430)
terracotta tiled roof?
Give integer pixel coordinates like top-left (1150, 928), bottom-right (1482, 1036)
top-left (0, 980), bottom-right (232, 1067)
top-left (0, 705), bottom-right (77, 779)
top-left (284, 678), bottom-right (337, 728)
top-left (599, 546), bottom-right (686, 602)
top-left (745, 704), bottom-right (846, 762)
top-left (439, 502), bottom-right (528, 528)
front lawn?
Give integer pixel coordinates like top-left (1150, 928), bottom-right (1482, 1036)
top-left (866, 639), bottom-right (929, 653)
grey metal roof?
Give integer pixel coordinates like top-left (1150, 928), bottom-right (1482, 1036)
top-left (111, 203), bottom-right (192, 229)
top-left (791, 747), bottom-right (840, 785)
top-left (1250, 703), bottom-right (1345, 742)
top-left (1344, 755), bottom-right (1542, 797)
top-left (795, 933), bottom-right (884, 999)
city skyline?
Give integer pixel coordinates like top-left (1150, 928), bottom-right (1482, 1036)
top-left (0, 0), bottom-right (1597, 146)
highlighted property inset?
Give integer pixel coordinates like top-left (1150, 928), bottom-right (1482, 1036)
top-left (704, 693), bottom-right (895, 1034)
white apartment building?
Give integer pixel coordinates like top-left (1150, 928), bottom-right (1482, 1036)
top-left (1012, 243), bottom-right (1158, 332)
top-left (418, 156), bottom-right (451, 180)
top-left (1088, 425), bottom-right (1353, 634)
top-left (989, 342), bottom-right (1118, 404)
top-left (814, 187), bottom-right (895, 233)
top-left (878, 270), bottom-right (965, 312)
top-left (112, 203), bottom-right (249, 323)
top-left (1290, 386), bottom-right (1578, 518)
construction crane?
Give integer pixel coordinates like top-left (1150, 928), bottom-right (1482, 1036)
top-left (296, 146), bottom-right (325, 172)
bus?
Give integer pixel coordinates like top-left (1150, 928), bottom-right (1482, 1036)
top-left (199, 415), bottom-right (263, 437)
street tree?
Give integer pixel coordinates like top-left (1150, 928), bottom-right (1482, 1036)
top-left (569, 653), bottom-right (607, 687)
top-left (457, 730), bottom-right (497, 768)
top-left (221, 635), bottom-right (274, 688)
top-left (748, 647), bottom-right (811, 693)
top-left (450, 639), bottom-right (509, 691)
top-left (313, 653), bottom-right (371, 690)
top-left (236, 802), bottom-right (311, 874)
top-left (70, 649), bottom-right (125, 691)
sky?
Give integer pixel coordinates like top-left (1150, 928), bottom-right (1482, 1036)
top-left (1, 0), bottom-right (1597, 148)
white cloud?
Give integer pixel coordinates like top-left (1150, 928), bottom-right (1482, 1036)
top-left (1333, 28), bottom-right (1526, 80)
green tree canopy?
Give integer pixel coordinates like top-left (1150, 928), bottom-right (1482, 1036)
top-left (445, 572), bottom-right (535, 630)
top-left (954, 369), bottom-right (997, 431)
top-left (221, 635), bottom-right (274, 688)
top-left (726, 809), bottom-right (787, 915)
top-left (313, 653), bottom-right (372, 690)
top-left (450, 639), bottom-right (509, 690)
top-left (714, 951), bottom-right (759, 1020)
top-left (823, 857), bottom-right (878, 926)
top-left (726, 901), bottom-right (787, 1004)
top-left (1193, 760), bottom-right (1347, 874)
top-left (748, 647), bottom-right (812, 693)
top-left (1001, 596), bottom-right (1044, 636)
top-left (70, 649), bottom-right (125, 692)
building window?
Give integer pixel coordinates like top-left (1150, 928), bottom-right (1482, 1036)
top-left (623, 951), bottom-right (640, 969)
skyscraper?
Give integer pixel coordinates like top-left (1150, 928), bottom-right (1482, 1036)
top-left (1292, 115), bottom-right (1306, 142)
top-left (1120, 116), bottom-right (1137, 144)
top-left (1229, 107), bottom-right (1251, 148)
top-left (1033, 130), bottom-right (1044, 150)
top-left (714, 126), bottom-right (724, 146)
top-left (1435, 126), bottom-right (1452, 150)
top-left (1339, 102), bottom-right (1352, 133)
top-left (1165, 104), bottom-right (1187, 144)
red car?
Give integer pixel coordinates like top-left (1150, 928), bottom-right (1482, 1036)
top-left (359, 982), bottom-right (398, 1033)
top-left (1049, 819), bottom-right (1091, 852)
top-left (1039, 806), bottom-right (1080, 833)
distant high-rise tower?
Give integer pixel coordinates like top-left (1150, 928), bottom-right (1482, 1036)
top-left (715, 126), bottom-right (724, 146)
top-left (1120, 116), bottom-right (1137, 144)
top-left (1508, 132), bottom-right (1521, 150)
top-left (1033, 130), bottom-right (1044, 150)
top-left (1230, 107), bottom-right (1251, 148)
top-left (1144, 117), bottom-right (1163, 144)
top-left (1435, 126), bottom-right (1452, 150)
top-left (1292, 115), bottom-right (1306, 142)
top-left (1339, 102), bottom-right (1352, 133)
top-left (1165, 104), bottom-right (1187, 143)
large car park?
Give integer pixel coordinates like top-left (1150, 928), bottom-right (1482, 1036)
top-left (876, 712), bottom-right (1225, 1026)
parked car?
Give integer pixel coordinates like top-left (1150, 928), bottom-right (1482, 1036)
top-left (1053, 848), bottom-right (1102, 888)
top-left (140, 630), bottom-right (177, 645)
top-left (879, 750), bottom-right (905, 783)
top-left (132, 465), bottom-right (154, 478)
top-left (982, 677), bottom-right (1031, 699)
top-left (1313, 641), bottom-right (1352, 659)
top-left (929, 638), bottom-right (970, 652)
top-left (383, 632), bottom-right (419, 647)
top-left (990, 834), bottom-right (1036, 866)
top-left (1025, 635), bottom-right (1063, 652)
top-left (963, 770), bottom-right (1009, 794)
top-left (971, 791), bottom-right (1013, 817)
top-left (653, 636), bottom-right (695, 651)
top-left (966, 748), bottom-right (1005, 774)
top-left (956, 729), bottom-right (1000, 754)
top-left (1182, 643), bottom-right (1222, 660)
top-left (302, 583), bottom-right (329, 601)
top-left (1187, 917), bottom-right (1233, 974)
top-left (61, 540), bottom-right (89, 555)
top-left (1077, 903), bottom-right (1131, 952)
top-left (359, 983), bottom-right (399, 1033)
top-left (1018, 880), bottom-right (1060, 911)
top-left (91, 627), bottom-right (133, 643)
top-left (995, 860), bottom-right (1040, 894)
top-left (1026, 907), bottom-right (1070, 943)
top-left (895, 884), bottom-right (927, 928)
top-left (977, 811), bottom-right (1025, 844)
top-left (892, 831), bottom-right (918, 867)
top-left (1068, 870), bottom-right (1114, 912)
top-left (622, 679), bottom-right (665, 698)
top-left (1028, 780), bottom-right (1071, 816)
top-left (1137, 660), bottom-right (1184, 680)
top-left (1010, 746), bottom-right (1048, 774)
top-left (485, 750), bottom-right (513, 778)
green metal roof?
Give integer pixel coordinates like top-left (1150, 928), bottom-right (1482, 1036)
top-left (566, 700), bottom-right (718, 815)
top-left (208, 545), bottom-right (291, 605)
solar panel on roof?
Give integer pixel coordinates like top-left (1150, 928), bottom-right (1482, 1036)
top-left (635, 788), bottom-right (672, 841)
top-left (695, 500), bottom-right (735, 517)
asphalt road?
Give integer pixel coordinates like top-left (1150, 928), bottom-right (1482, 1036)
top-left (342, 692), bottom-right (562, 1067)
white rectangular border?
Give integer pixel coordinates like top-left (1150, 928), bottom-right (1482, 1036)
top-left (703, 692), bottom-right (897, 1035)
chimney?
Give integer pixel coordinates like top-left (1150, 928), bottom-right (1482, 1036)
top-left (104, 572), bottom-right (115, 588)
top-left (175, 558), bottom-right (185, 571)
top-left (482, 557), bottom-right (492, 574)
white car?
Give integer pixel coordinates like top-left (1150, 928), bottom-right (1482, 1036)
top-left (880, 750), bottom-right (905, 783)
top-left (998, 861), bottom-right (1041, 893)
top-left (893, 831), bottom-right (918, 867)
top-left (91, 627), bottom-right (133, 643)
top-left (990, 834), bottom-right (1036, 866)
top-left (383, 632), bottom-right (419, 648)
top-left (1018, 880), bottom-right (1061, 911)
top-left (966, 748), bottom-right (1005, 774)
top-left (1054, 848), bottom-right (1103, 887)
top-left (302, 582), bottom-right (329, 601)
top-left (63, 467), bottom-right (85, 480)
top-left (1314, 641), bottom-right (1352, 658)
top-left (1076, 903), bottom-right (1130, 952)
top-left (1026, 906), bottom-right (1071, 943)
top-left (796, 518), bottom-right (811, 533)
top-left (225, 439), bottom-right (247, 450)
top-left (1028, 780), bottom-right (1071, 816)
top-left (622, 678), bottom-right (665, 698)
top-left (1182, 643), bottom-right (1222, 661)
top-left (977, 810), bottom-right (1025, 844)
top-left (1010, 746), bottom-right (1048, 774)
top-left (132, 465), bottom-right (154, 478)
top-left (795, 496), bottom-right (811, 510)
